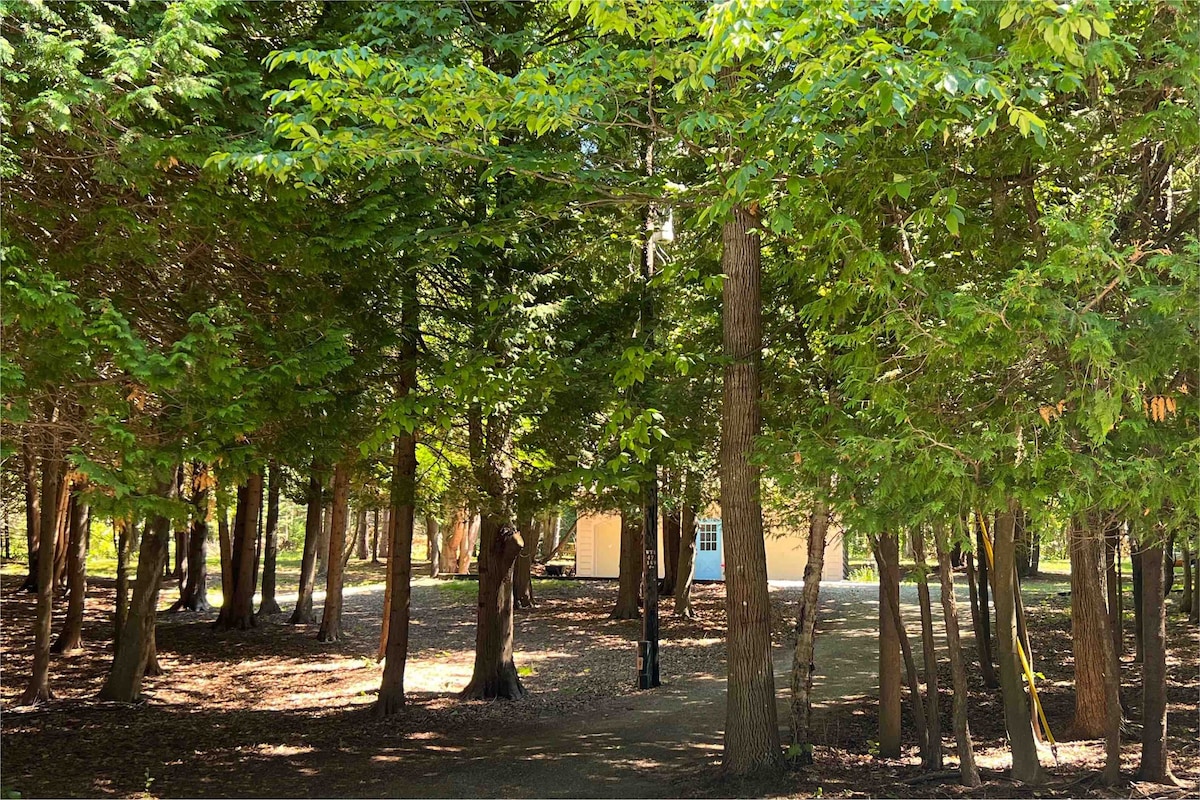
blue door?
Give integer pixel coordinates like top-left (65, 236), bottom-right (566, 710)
top-left (694, 518), bottom-right (723, 580)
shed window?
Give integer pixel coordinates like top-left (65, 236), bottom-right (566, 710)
top-left (698, 522), bottom-right (718, 551)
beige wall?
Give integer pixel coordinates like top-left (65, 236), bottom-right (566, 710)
top-left (576, 511), bottom-right (845, 581)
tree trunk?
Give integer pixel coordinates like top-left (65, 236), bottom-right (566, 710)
top-left (675, 497), bottom-right (697, 618)
top-left (461, 520), bottom-right (525, 699)
top-left (539, 514), bottom-right (559, 563)
top-left (1069, 516), bottom-right (1109, 739)
top-left (1014, 509), bottom-right (1032, 579)
top-left (18, 440), bottom-right (69, 706)
top-left (1136, 538), bottom-right (1177, 785)
top-left (258, 462), bottom-right (283, 616)
top-left (719, 204), bottom-right (782, 777)
top-left (1099, 532), bottom-right (1125, 787)
top-left (427, 516), bottom-right (441, 577)
top-left (52, 490), bottom-right (89, 654)
top-left (912, 525), bottom-right (942, 770)
top-left (611, 510), bottom-right (643, 619)
top-left (515, 516), bottom-right (539, 609)
top-left (216, 493), bottom-right (232, 609)
top-left (20, 435), bottom-right (40, 593)
top-left (172, 465), bottom-right (211, 613)
top-left (52, 487), bottom-right (70, 591)
top-left (662, 506), bottom-right (681, 596)
top-left (1181, 539), bottom-right (1193, 615)
top-left (114, 518), bottom-right (134, 649)
top-left (1105, 523), bottom-right (1123, 658)
top-left (874, 537), bottom-right (930, 762)
top-left (974, 518), bottom-right (998, 688)
top-left (316, 499), bottom-right (332, 578)
top-left (1163, 532), bottom-right (1175, 597)
top-left (442, 507), bottom-right (465, 573)
top-left (317, 461), bottom-right (351, 642)
top-left (372, 508), bottom-right (381, 564)
top-left (463, 513), bottom-right (480, 573)
top-left (290, 470), bottom-right (323, 625)
top-left (932, 520), bottom-right (981, 788)
top-left (788, 477), bottom-right (829, 763)
top-left (1132, 542), bottom-right (1144, 662)
top-left (992, 505), bottom-right (1044, 784)
top-left (355, 507), bottom-right (368, 560)
top-left (215, 474), bottom-right (263, 631)
top-left (99, 476), bottom-right (177, 703)
top-left (376, 416), bottom-right (418, 715)
top-left (877, 531), bottom-right (903, 759)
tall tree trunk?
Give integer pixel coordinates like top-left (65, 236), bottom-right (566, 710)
top-left (317, 461), bottom-right (351, 642)
top-left (427, 517), bottom-right (441, 577)
top-left (372, 508), bottom-right (382, 564)
top-left (662, 505), bottom-right (681, 596)
top-left (20, 435), bottom-right (40, 593)
top-left (1069, 516), bottom-right (1109, 739)
top-left (912, 525), bottom-right (942, 770)
top-left (1181, 539), bottom-right (1193, 616)
top-left (217, 495), bottom-right (233, 614)
top-left (1014, 508), bottom-right (1032, 579)
top-left (719, 204), bottom-right (782, 776)
top-left (874, 536), bottom-right (930, 762)
top-left (172, 465), bottom-right (211, 613)
top-left (513, 516), bottom-right (538, 609)
top-left (1105, 523), bottom-right (1123, 658)
top-left (376, 335), bottom-right (419, 718)
top-left (290, 470), bottom-right (323, 625)
top-left (258, 462), bottom-right (283, 616)
top-left (992, 505), bottom-right (1044, 785)
top-left (1136, 538), bottom-right (1177, 785)
top-left (355, 507), bottom-right (369, 560)
top-left (215, 473), bottom-right (263, 630)
top-left (52, 491), bottom-right (70, 591)
top-left (442, 507), bottom-right (465, 573)
top-left (611, 510), bottom-right (643, 619)
top-left (675, 495), bottom-right (697, 618)
top-left (1132, 542), bottom-right (1144, 662)
top-left (1099, 533), bottom-right (1125, 787)
top-left (114, 518), bottom-right (134, 649)
top-left (1163, 532), bottom-right (1175, 597)
top-left (974, 518), bottom-right (998, 687)
top-left (462, 513), bottom-right (480, 573)
top-left (877, 531), bottom-right (903, 758)
top-left (99, 476), bottom-right (177, 703)
top-left (52, 489), bottom-right (89, 654)
top-left (18, 435), bottom-right (69, 706)
top-left (316, 499), bottom-right (332, 578)
top-left (788, 476), bottom-right (830, 763)
top-left (539, 514), bottom-right (559, 563)
top-left (933, 520), bottom-right (981, 788)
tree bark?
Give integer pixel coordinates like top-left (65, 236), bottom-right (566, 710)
top-left (513, 515), bottom-right (539, 609)
top-left (18, 437), bottom-right (69, 706)
top-left (611, 510), bottom-right (643, 619)
top-left (874, 536), bottom-right (930, 762)
top-left (316, 499), bottom-right (332, 578)
top-left (53, 489), bottom-right (70, 591)
top-left (912, 525), bottom-right (942, 770)
top-left (20, 434), bottom-right (40, 593)
top-left (662, 505), bottom-right (681, 596)
top-left (1163, 532), bottom-right (1175, 597)
top-left (675, 496), bottom-right (697, 618)
top-left (317, 461), bottom-right (351, 642)
top-left (788, 477), bottom-right (829, 763)
top-left (290, 469), bottom-right (323, 625)
top-left (215, 473), bottom-right (263, 631)
top-left (461, 521), bottom-right (525, 699)
top-left (973, 517), bottom-right (999, 688)
top-left (1105, 522), bottom-right (1123, 658)
top-left (99, 476), bottom-right (177, 703)
top-left (1136, 538), bottom-right (1177, 785)
top-left (52, 489), bottom-right (89, 654)
top-left (376, 417), bottom-right (418, 715)
top-left (1069, 515), bottom-right (1109, 739)
top-left (217, 495), bottom-right (233, 614)
top-left (354, 507), bottom-right (368, 560)
top-left (1132, 542), bottom-right (1144, 662)
top-left (427, 516), bottom-right (441, 577)
top-left (992, 505), bottom-right (1044, 784)
top-left (372, 508), bottom-right (381, 564)
top-left (114, 518), bottom-right (134, 649)
top-left (442, 507), bottom-right (466, 573)
top-left (877, 531), bottom-right (903, 758)
top-left (932, 520), bottom-right (980, 788)
top-left (172, 465), bottom-right (211, 613)
top-left (1181, 538), bottom-right (1193, 616)
top-left (719, 204), bottom-right (782, 776)
top-left (539, 514), bottom-right (559, 563)
top-left (258, 461), bottom-right (283, 616)
top-left (463, 513), bottom-right (480, 573)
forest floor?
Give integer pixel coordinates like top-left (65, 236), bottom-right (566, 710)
top-left (1, 566), bottom-right (1196, 799)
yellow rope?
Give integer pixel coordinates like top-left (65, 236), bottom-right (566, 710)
top-left (976, 511), bottom-right (1058, 760)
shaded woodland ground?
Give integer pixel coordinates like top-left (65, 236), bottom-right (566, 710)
top-left (2, 565), bottom-right (1195, 799)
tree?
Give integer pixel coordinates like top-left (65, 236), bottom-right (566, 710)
top-left (932, 520), bottom-right (980, 788)
top-left (788, 475), bottom-right (830, 763)
top-left (51, 487), bottom-right (90, 655)
top-left (317, 461), bottom-right (351, 643)
top-left (1068, 515), bottom-right (1110, 739)
top-left (258, 462), bottom-right (283, 616)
